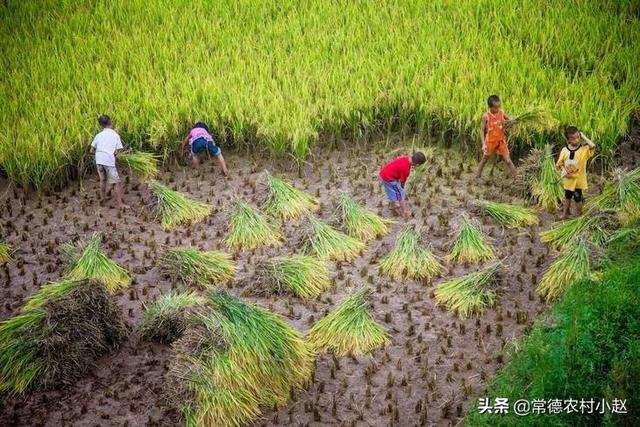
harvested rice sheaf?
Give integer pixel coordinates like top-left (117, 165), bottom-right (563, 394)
top-left (303, 215), bottom-right (365, 261)
top-left (167, 292), bottom-right (314, 427)
top-left (161, 247), bottom-right (235, 289)
top-left (118, 151), bottom-right (160, 180)
top-left (517, 144), bottom-right (564, 211)
top-left (0, 279), bottom-right (127, 394)
top-left (476, 199), bottom-right (539, 228)
top-left (337, 191), bottom-right (392, 241)
top-left (139, 291), bottom-right (206, 344)
top-left (505, 109), bottom-right (556, 140)
top-left (540, 208), bottom-right (616, 250)
top-left (150, 180), bottom-right (212, 230)
top-left (252, 255), bottom-right (331, 299)
top-left (434, 261), bottom-right (501, 319)
top-left (225, 200), bottom-right (283, 251)
top-left (537, 238), bottom-right (592, 300)
top-left (62, 233), bottom-right (131, 293)
top-left (0, 241), bottom-right (13, 265)
top-left (378, 225), bottom-right (442, 281)
top-left (448, 216), bottom-right (495, 263)
top-left (263, 173), bottom-right (319, 220)
top-left (307, 288), bottom-right (389, 356)
top-left (587, 167), bottom-right (640, 225)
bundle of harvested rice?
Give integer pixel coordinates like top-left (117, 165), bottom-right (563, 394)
top-left (337, 191), bottom-right (392, 241)
top-left (167, 292), bottom-right (314, 426)
top-left (62, 233), bottom-right (130, 293)
top-left (540, 208), bottom-right (615, 250)
top-left (139, 291), bottom-right (205, 344)
top-left (303, 215), bottom-right (365, 261)
top-left (434, 261), bottom-right (501, 319)
top-left (150, 180), bottom-right (212, 230)
top-left (537, 238), bottom-right (592, 300)
top-left (378, 225), bottom-right (442, 281)
top-left (587, 167), bottom-right (640, 224)
top-left (252, 255), bottom-right (331, 299)
top-left (0, 241), bottom-right (13, 265)
top-left (0, 279), bottom-right (127, 394)
top-left (448, 216), bottom-right (495, 263)
top-left (161, 247), bottom-right (235, 288)
top-left (263, 172), bottom-right (319, 220)
top-left (118, 151), bottom-right (160, 180)
top-left (306, 288), bottom-right (389, 355)
top-left (476, 199), bottom-right (539, 228)
top-left (516, 145), bottom-right (564, 211)
top-left (225, 200), bottom-right (283, 251)
top-left (505, 109), bottom-right (556, 140)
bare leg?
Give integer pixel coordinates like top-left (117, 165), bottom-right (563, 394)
top-left (475, 154), bottom-right (491, 178)
top-left (99, 178), bottom-right (107, 201)
top-left (217, 154), bottom-right (228, 176)
top-left (560, 199), bottom-right (571, 220)
top-left (191, 155), bottom-right (200, 168)
top-left (399, 199), bottom-right (410, 218)
top-left (502, 153), bottom-right (517, 175)
top-left (575, 201), bottom-right (583, 216)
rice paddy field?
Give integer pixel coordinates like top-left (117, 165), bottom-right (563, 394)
top-left (1, 1), bottom-right (640, 426)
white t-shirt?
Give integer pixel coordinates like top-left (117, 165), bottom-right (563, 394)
top-left (91, 128), bottom-right (123, 167)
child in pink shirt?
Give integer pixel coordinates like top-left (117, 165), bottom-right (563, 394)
top-left (181, 122), bottom-right (228, 175)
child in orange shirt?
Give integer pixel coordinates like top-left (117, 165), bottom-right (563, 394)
top-left (556, 126), bottom-right (596, 219)
top-left (475, 95), bottom-right (517, 178)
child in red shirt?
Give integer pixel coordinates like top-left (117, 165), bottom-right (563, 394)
top-left (379, 152), bottom-right (426, 217)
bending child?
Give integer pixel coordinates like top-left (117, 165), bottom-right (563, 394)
top-left (379, 152), bottom-right (426, 218)
top-left (181, 122), bottom-right (228, 175)
top-left (556, 126), bottom-right (595, 219)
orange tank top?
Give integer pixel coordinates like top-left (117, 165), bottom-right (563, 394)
top-left (486, 109), bottom-right (505, 143)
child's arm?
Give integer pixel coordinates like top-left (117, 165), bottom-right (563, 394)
top-left (580, 132), bottom-right (595, 149)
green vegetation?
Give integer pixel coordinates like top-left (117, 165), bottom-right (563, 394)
top-left (518, 144), bottom-right (564, 211)
top-left (476, 200), bottom-right (539, 228)
top-left (168, 292), bottom-right (314, 426)
top-left (448, 216), bottom-right (495, 263)
top-left (226, 200), bottom-right (283, 251)
top-left (337, 191), bottom-right (391, 242)
top-left (117, 151), bottom-right (160, 180)
top-left (0, 241), bottom-right (13, 265)
top-left (150, 180), bottom-right (212, 230)
top-left (378, 225), bottom-right (442, 281)
top-left (587, 167), bottom-right (640, 225)
top-left (160, 247), bottom-right (235, 289)
top-left (537, 237), bottom-right (592, 300)
top-left (263, 173), bottom-right (319, 220)
top-left (252, 255), bottom-right (331, 299)
top-left (0, 279), bottom-right (127, 394)
top-left (2, 1), bottom-right (639, 189)
top-left (540, 209), bottom-right (615, 250)
top-left (139, 291), bottom-right (205, 344)
top-left (434, 262), bottom-right (501, 319)
top-left (303, 215), bottom-right (365, 262)
top-left (62, 233), bottom-right (131, 293)
top-left (307, 288), bottom-right (389, 356)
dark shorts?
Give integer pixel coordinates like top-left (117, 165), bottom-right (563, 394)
top-left (565, 188), bottom-right (583, 202)
top-left (190, 137), bottom-right (221, 157)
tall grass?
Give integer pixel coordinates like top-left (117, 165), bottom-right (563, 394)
top-left (1, 1), bottom-right (638, 189)
top-left (161, 247), bottom-right (235, 289)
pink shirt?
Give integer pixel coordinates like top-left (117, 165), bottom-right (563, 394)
top-left (187, 127), bottom-right (213, 145)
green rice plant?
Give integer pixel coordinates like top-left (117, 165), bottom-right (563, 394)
top-left (337, 191), bottom-right (392, 241)
top-left (139, 291), bottom-right (206, 343)
top-left (378, 225), bottom-right (442, 281)
top-left (253, 255), bottom-right (331, 299)
top-left (476, 199), bottom-right (539, 228)
top-left (505, 109), bottom-right (556, 140)
top-left (168, 292), bottom-right (314, 426)
top-left (62, 233), bottom-right (130, 293)
top-left (532, 145), bottom-right (564, 211)
top-left (0, 241), bottom-right (13, 265)
top-left (448, 216), bottom-right (495, 263)
top-left (263, 173), bottom-right (319, 220)
top-left (434, 261), bottom-right (501, 319)
top-left (303, 215), bottom-right (365, 261)
top-left (587, 167), bottom-right (640, 225)
top-left (306, 288), bottom-right (389, 355)
top-left (537, 238), bottom-right (592, 300)
top-left (150, 180), bottom-right (212, 230)
top-left (161, 247), bottom-right (235, 289)
top-left (540, 208), bottom-right (615, 250)
top-left (225, 200), bottom-right (283, 251)
top-left (0, 279), bottom-right (127, 394)
top-left (118, 151), bottom-right (160, 180)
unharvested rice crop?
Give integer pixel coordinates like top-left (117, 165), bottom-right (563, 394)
top-left (337, 191), bottom-right (392, 241)
top-left (139, 291), bottom-right (206, 344)
top-left (587, 167), bottom-right (640, 225)
top-left (226, 200), bottom-right (283, 251)
top-left (307, 288), bottom-right (389, 356)
top-left (302, 215), bottom-right (365, 262)
top-left (434, 261), bottom-right (501, 319)
top-left (448, 216), bottom-right (495, 263)
top-left (2, 1), bottom-right (638, 189)
top-left (537, 238), bottom-right (592, 300)
top-left (0, 279), bottom-right (127, 394)
top-left (117, 151), bottom-right (160, 180)
top-left (378, 225), bottom-right (442, 281)
top-left (150, 180), bottom-right (212, 230)
top-left (263, 173), bottom-right (319, 220)
top-left (160, 247), bottom-right (235, 289)
top-left (251, 255), bottom-right (331, 299)
top-left (168, 292), bottom-right (314, 427)
top-left (62, 233), bottom-right (131, 293)
top-left (476, 200), bottom-right (539, 228)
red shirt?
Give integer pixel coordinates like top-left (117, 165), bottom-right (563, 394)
top-left (379, 156), bottom-right (411, 184)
